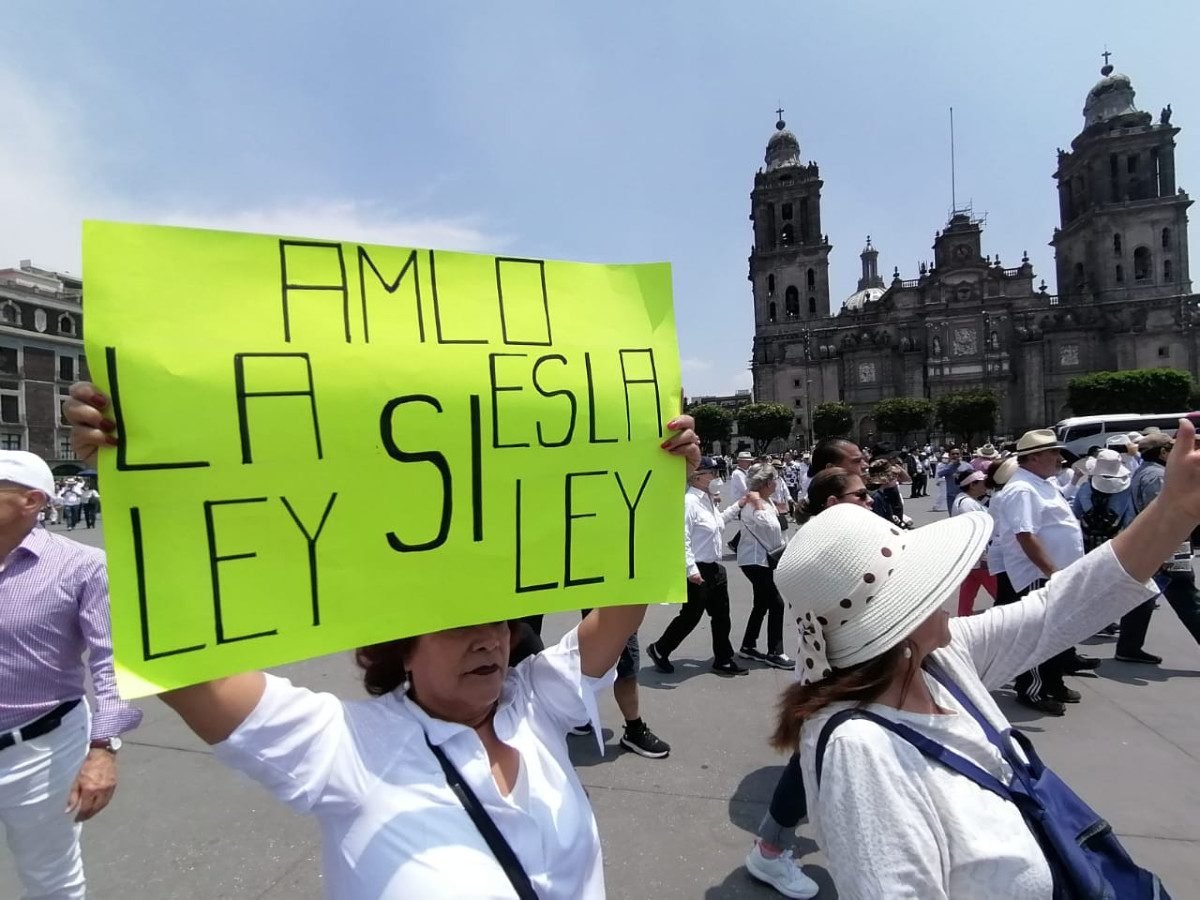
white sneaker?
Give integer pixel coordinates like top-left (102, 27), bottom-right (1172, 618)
top-left (745, 841), bottom-right (819, 899)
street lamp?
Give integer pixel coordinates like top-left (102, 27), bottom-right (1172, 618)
top-left (804, 378), bottom-right (813, 448)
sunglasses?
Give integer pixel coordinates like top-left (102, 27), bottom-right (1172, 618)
top-left (840, 488), bottom-right (871, 500)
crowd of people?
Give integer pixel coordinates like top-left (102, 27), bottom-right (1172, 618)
top-left (34, 477), bottom-right (100, 530)
top-left (1, 380), bottom-right (1196, 898)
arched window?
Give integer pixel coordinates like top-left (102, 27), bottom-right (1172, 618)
top-left (58, 314), bottom-right (75, 336)
top-left (1112, 233), bottom-right (1122, 255)
top-left (785, 286), bottom-right (799, 317)
top-left (767, 274), bottom-right (775, 295)
top-left (806, 268), bottom-right (815, 289)
top-left (0, 303), bottom-right (16, 325)
top-left (1164, 259), bottom-right (1173, 281)
top-left (808, 296), bottom-right (817, 315)
top-left (780, 224), bottom-right (794, 246)
top-left (768, 301), bottom-right (777, 322)
top-left (1162, 227), bottom-right (1172, 250)
top-left (1073, 262), bottom-right (1085, 289)
top-left (781, 203), bottom-right (793, 221)
top-left (1115, 264), bottom-right (1124, 283)
top-left (1133, 246), bottom-right (1151, 281)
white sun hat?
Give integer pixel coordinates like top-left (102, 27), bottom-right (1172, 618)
top-left (775, 504), bottom-right (992, 678)
top-left (0, 450), bottom-right (55, 498)
top-left (1090, 448), bottom-right (1131, 494)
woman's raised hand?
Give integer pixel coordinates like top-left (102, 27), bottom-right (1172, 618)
top-left (64, 382), bottom-right (117, 468)
top-left (1163, 418), bottom-right (1200, 520)
top-left (663, 414), bottom-right (700, 479)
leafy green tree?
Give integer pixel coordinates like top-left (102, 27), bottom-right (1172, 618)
top-left (735, 402), bottom-right (795, 453)
top-left (873, 397), bottom-right (935, 445)
top-left (1067, 369), bottom-right (1192, 416)
top-left (686, 403), bottom-right (734, 452)
top-left (812, 401), bottom-right (854, 441)
top-left (936, 390), bottom-right (999, 446)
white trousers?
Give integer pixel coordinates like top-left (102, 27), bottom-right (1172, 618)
top-left (0, 702), bottom-right (89, 899)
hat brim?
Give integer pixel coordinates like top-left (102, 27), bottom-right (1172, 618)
top-left (777, 511), bottom-right (993, 669)
top-left (1015, 443), bottom-right (1066, 456)
top-left (1091, 474), bottom-right (1131, 493)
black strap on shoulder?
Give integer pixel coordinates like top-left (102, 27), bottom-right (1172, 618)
top-left (425, 736), bottom-right (538, 900)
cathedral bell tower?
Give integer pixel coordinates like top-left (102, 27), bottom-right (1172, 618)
top-left (1051, 54), bottom-right (1192, 302)
top-left (748, 112), bottom-right (833, 327)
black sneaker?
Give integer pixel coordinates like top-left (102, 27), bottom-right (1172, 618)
top-left (646, 642), bottom-right (674, 674)
top-left (1064, 652), bottom-right (1101, 674)
top-left (569, 722), bottom-right (594, 737)
top-left (738, 646), bottom-right (766, 662)
top-left (1096, 623), bottom-right (1120, 638)
top-left (1046, 685), bottom-right (1082, 704)
top-left (762, 653), bottom-right (797, 671)
top-left (1115, 649), bottom-right (1163, 664)
top-left (1015, 694), bottom-right (1066, 716)
top-left (620, 721), bottom-right (670, 759)
top-left (712, 659), bottom-right (748, 677)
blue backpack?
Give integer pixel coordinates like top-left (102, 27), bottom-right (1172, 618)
top-left (815, 663), bottom-right (1169, 899)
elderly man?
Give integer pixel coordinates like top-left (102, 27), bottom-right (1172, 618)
top-left (724, 451), bottom-right (754, 550)
top-left (0, 451), bottom-right (141, 898)
top-left (990, 429), bottom-right (1100, 715)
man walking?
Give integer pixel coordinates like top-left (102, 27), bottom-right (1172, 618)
top-left (724, 451), bottom-right (753, 549)
top-left (0, 451), bottom-right (142, 898)
top-left (1131, 431), bottom-right (1200, 647)
top-left (648, 457), bottom-right (747, 677)
top-left (991, 429), bottom-right (1099, 715)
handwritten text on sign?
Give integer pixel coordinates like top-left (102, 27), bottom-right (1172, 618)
top-left (83, 222), bottom-right (683, 698)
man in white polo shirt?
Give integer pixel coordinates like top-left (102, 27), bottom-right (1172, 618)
top-left (724, 451), bottom-right (753, 550)
top-left (990, 428), bottom-right (1099, 715)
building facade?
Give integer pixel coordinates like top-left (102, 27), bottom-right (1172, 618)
top-left (750, 61), bottom-right (1197, 447)
top-left (0, 261), bottom-right (89, 471)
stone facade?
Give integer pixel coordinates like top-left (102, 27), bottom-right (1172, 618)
top-left (750, 62), bottom-right (1197, 447)
top-left (0, 261), bottom-right (89, 470)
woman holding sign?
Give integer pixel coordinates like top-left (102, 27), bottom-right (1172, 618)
top-left (66, 382), bottom-right (699, 900)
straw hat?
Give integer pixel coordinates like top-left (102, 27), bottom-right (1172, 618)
top-left (991, 456), bottom-right (1018, 486)
top-left (975, 443), bottom-right (1000, 459)
top-left (776, 505), bottom-right (992, 676)
top-left (1090, 449), bottom-right (1131, 494)
top-left (1015, 429), bottom-right (1065, 456)
top-left (736, 451), bottom-right (753, 460)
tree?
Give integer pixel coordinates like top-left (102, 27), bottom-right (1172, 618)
top-left (1067, 369), bottom-right (1192, 416)
top-left (735, 402), bottom-right (795, 453)
top-left (936, 389), bottom-right (999, 446)
top-left (686, 402), bottom-right (733, 452)
top-left (873, 397), bottom-right (934, 445)
top-left (812, 401), bottom-right (854, 441)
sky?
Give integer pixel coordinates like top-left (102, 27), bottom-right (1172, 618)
top-left (4, 1), bottom-right (1198, 396)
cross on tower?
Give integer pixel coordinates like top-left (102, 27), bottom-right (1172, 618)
top-left (1102, 49), bottom-right (1112, 67)
top-left (775, 107), bottom-right (784, 121)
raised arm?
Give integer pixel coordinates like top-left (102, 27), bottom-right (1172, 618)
top-left (66, 382), bottom-right (266, 744)
top-left (578, 414), bottom-right (699, 677)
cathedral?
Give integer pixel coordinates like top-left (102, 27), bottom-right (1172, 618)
top-left (749, 58), bottom-right (1196, 446)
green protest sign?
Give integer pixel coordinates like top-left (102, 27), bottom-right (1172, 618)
top-left (83, 221), bottom-right (684, 698)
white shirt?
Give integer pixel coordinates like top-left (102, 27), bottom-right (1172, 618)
top-left (801, 543), bottom-right (1158, 899)
top-left (951, 492), bottom-right (986, 516)
top-left (724, 467), bottom-right (749, 508)
top-left (683, 485), bottom-right (739, 577)
top-left (735, 504), bottom-right (783, 567)
top-left (216, 626), bottom-right (615, 899)
top-left (770, 479), bottom-right (790, 509)
top-left (990, 467), bottom-right (1084, 592)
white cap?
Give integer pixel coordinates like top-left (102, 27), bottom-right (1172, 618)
top-left (0, 451), bottom-right (55, 498)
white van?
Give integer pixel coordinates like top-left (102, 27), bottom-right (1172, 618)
top-left (1054, 411), bottom-right (1199, 456)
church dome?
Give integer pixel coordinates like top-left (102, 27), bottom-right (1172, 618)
top-left (765, 118), bottom-right (801, 171)
top-left (1083, 63), bottom-right (1138, 127)
top-left (842, 286), bottom-right (885, 312)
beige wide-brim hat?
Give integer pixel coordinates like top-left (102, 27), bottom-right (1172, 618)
top-left (1015, 428), bottom-right (1065, 456)
top-left (776, 504), bottom-right (993, 674)
top-left (975, 443), bottom-right (1000, 459)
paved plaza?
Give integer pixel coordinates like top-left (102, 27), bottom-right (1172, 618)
top-left (4, 499), bottom-right (1199, 899)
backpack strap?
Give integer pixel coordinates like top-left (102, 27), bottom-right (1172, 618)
top-left (813, 708), bottom-right (1013, 802)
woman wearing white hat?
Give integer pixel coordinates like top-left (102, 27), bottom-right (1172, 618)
top-left (1072, 450), bottom-right (1160, 664)
top-left (765, 419), bottom-right (1200, 898)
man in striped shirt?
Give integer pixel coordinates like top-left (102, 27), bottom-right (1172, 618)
top-left (0, 451), bottom-right (141, 899)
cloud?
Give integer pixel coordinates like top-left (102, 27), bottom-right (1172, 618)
top-left (0, 67), bottom-right (504, 275)
top-left (680, 356), bottom-right (712, 373)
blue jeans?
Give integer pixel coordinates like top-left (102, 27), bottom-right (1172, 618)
top-left (1154, 572), bottom-right (1200, 646)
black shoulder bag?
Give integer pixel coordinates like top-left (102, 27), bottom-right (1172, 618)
top-left (424, 736), bottom-right (539, 900)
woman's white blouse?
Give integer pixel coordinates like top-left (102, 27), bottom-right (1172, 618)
top-left (799, 543), bottom-right (1158, 899)
top-left (215, 626), bottom-right (615, 899)
top-left (736, 504), bottom-right (784, 567)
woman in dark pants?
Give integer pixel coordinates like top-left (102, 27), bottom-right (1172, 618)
top-left (735, 464), bottom-right (793, 671)
top-left (745, 468), bottom-right (873, 898)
